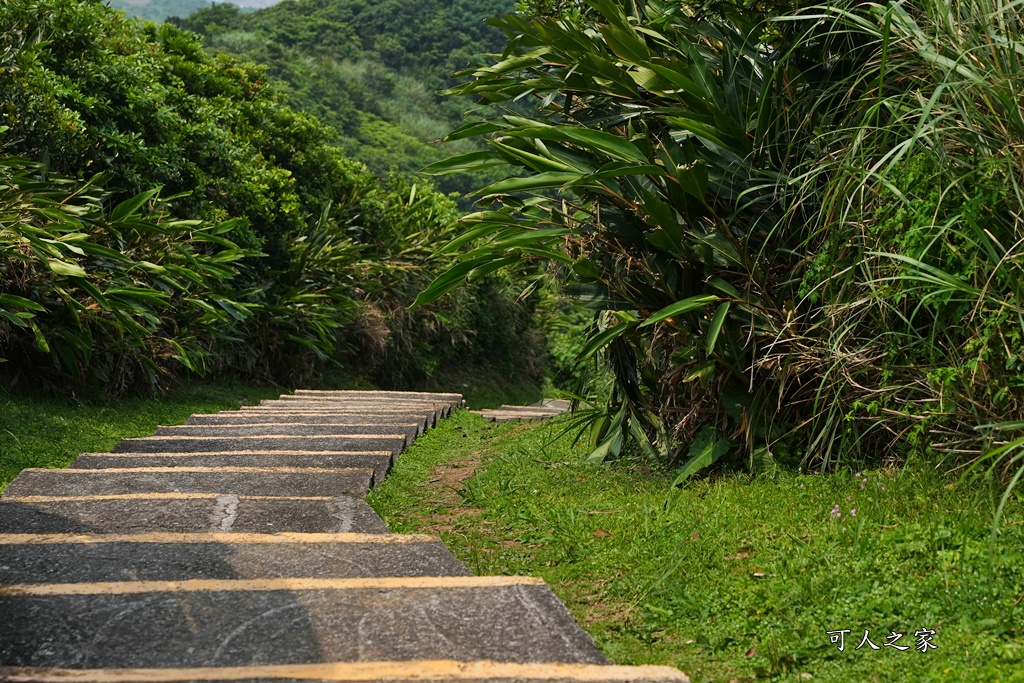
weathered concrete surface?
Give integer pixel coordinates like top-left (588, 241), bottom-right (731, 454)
top-left (0, 583), bottom-right (607, 668)
top-left (2, 467), bottom-right (374, 499)
top-left (153, 423), bottom-right (420, 446)
top-left (498, 405), bottom-right (564, 414)
top-left (475, 411), bottom-right (565, 423)
top-left (70, 452), bottom-right (393, 483)
top-left (295, 389), bottom-right (463, 402)
top-left (0, 663), bottom-right (688, 683)
top-left (237, 405), bottom-right (447, 423)
top-left (0, 495), bottom-right (388, 534)
top-left (250, 402), bottom-right (451, 421)
top-left (0, 534), bottom-right (470, 583)
top-left (188, 411), bottom-right (433, 431)
top-left (111, 435), bottom-right (405, 457)
top-left (472, 399), bottom-right (570, 423)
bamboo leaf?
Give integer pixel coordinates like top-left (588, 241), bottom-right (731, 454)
top-left (640, 295), bottom-right (719, 328)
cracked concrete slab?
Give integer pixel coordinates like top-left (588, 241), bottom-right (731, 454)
top-left (2, 468), bottom-right (374, 499)
top-left (153, 423), bottom-right (420, 446)
top-left (0, 583), bottom-right (607, 668)
top-left (70, 452), bottom-right (393, 482)
top-left (0, 535), bottom-right (470, 583)
top-left (0, 495), bottom-right (388, 534)
top-left (111, 435), bottom-right (406, 457)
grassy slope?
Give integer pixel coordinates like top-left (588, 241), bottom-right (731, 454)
top-left (0, 373), bottom-right (540, 491)
top-left (369, 411), bottom-right (1024, 683)
top-left (0, 381), bottom-right (282, 491)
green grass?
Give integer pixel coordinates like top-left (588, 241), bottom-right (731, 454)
top-left (0, 380), bottom-right (283, 491)
top-left (0, 368), bottom-right (546, 493)
top-left (369, 411), bottom-right (1024, 682)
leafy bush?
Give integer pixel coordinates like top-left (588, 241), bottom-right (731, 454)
top-left (0, 153), bottom-right (249, 394)
top-left (0, 0), bottom-right (546, 396)
top-left (420, 0), bottom-right (1024, 481)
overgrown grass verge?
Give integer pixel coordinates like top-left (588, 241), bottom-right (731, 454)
top-left (0, 381), bottom-right (283, 491)
top-left (369, 412), bottom-right (1024, 682)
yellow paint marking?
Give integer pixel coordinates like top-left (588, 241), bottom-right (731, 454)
top-left (121, 435), bottom-right (404, 442)
top-left (233, 409), bottom-right (435, 413)
top-left (0, 661), bottom-right (688, 682)
top-left (26, 467), bottom-right (372, 474)
top-left (0, 575), bottom-right (545, 596)
top-left (77, 452), bottom-right (393, 458)
top-left (1, 494), bottom-right (334, 502)
top-left (0, 532), bottom-right (437, 545)
top-left (159, 423), bottom-right (419, 429)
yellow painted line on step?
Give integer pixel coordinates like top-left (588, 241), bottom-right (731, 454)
top-left (0, 575), bottom-right (546, 596)
top-left (0, 661), bottom-right (689, 682)
top-left (232, 409), bottom-right (434, 414)
top-left (121, 435), bottom-right (404, 442)
top-left (78, 452), bottom-right (393, 458)
top-left (160, 423), bottom-right (420, 429)
top-left (1, 493), bottom-right (335, 502)
top-left (29, 467), bottom-right (372, 474)
top-left (0, 532), bottom-right (438, 545)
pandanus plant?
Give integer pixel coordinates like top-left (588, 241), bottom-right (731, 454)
top-left (417, 0), bottom-right (821, 475)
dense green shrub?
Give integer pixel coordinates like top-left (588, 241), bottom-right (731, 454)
top-left (0, 0), bottom-right (546, 395)
top-left (420, 0), bottom-right (1024, 479)
top-left (0, 153), bottom-right (249, 393)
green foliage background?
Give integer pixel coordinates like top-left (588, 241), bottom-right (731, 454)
top-left (0, 0), bottom-right (544, 397)
top-left (168, 0), bottom-right (517, 199)
top-left (419, 0), bottom-right (1024, 482)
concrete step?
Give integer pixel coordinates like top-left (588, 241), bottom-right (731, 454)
top-left (282, 393), bottom-right (462, 410)
top-left (251, 402), bottom-right (451, 421)
top-left (0, 494), bottom-right (388, 534)
top-left (0, 662), bottom-right (689, 683)
top-left (499, 405), bottom-right (564, 414)
top-left (190, 411), bottom-right (434, 430)
top-left (266, 396), bottom-right (451, 407)
top-left (0, 578), bottom-right (607, 669)
top-left (111, 435), bottom-right (406, 457)
top-left (154, 423), bottom-right (420, 446)
top-left (474, 410), bottom-right (564, 422)
top-left (238, 404), bottom-right (448, 423)
top-left (0, 533), bottom-right (470, 583)
top-left (1, 467), bottom-right (375, 499)
top-left (295, 389), bottom-right (464, 402)
top-left (70, 452), bottom-right (393, 483)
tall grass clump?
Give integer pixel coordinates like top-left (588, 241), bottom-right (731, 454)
top-left (419, 0), bottom-right (1024, 481)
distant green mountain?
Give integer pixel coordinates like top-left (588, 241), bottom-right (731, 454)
top-left (109, 0), bottom-right (273, 24)
top-left (169, 0), bottom-right (517, 198)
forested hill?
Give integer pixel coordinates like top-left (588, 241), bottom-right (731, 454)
top-left (0, 0), bottom-right (544, 398)
top-left (170, 0), bottom-right (516, 196)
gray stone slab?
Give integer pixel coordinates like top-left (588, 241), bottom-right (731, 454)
top-left (253, 401), bottom-right (451, 420)
top-left (0, 536), bottom-right (470, 584)
top-left (1, 467), bottom-right (374, 499)
top-left (0, 495), bottom-right (388, 534)
top-left (153, 423), bottom-right (419, 446)
top-left (189, 412), bottom-right (432, 431)
top-left (238, 404), bottom-right (445, 418)
top-left (499, 405), bottom-right (565, 413)
top-left (474, 410), bottom-right (562, 422)
top-left (111, 435), bottom-right (405, 457)
top-left (294, 389), bottom-right (463, 402)
top-left (70, 452), bottom-right (392, 483)
top-left (0, 583), bottom-right (607, 668)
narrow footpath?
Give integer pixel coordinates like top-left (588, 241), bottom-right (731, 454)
top-left (0, 390), bottom-right (688, 683)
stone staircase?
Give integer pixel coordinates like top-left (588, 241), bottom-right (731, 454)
top-left (0, 390), bottom-right (688, 683)
top-left (472, 399), bottom-right (571, 423)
